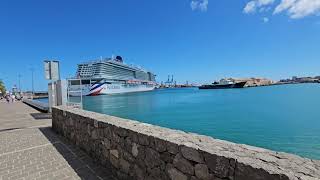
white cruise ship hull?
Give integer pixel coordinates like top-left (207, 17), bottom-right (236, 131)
top-left (69, 82), bottom-right (155, 96)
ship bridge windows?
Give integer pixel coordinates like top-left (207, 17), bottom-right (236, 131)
top-left (70, 80), bottom-right (80, 85)
top-left (70, 80), bottom-right (92, 85)
top-left (81, 80), bottom-right (91, 85)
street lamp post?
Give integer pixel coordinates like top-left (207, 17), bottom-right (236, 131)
top-left (18, 74), bottom-right (22, 93)
top-left (30, 68), bottom-right (34, 95)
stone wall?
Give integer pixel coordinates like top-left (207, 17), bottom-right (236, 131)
top-left (52, 106), bottom-right (320, 180)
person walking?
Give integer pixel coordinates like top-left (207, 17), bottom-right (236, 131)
top-left (11, 94), bottom-right (15, 103)
top-left (5, 94), bottom-right (10, 103)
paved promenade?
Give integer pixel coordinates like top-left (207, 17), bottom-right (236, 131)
top-left (0, 101), bottom-right (115, 180)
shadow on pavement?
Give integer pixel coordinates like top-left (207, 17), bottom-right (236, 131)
top-left (39, 127), bottom-right (116, 180)
top-left (30, 113), bottom-right (52, 120)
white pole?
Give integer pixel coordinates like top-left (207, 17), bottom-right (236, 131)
top-left (80, 78), bottom-right (83, 109)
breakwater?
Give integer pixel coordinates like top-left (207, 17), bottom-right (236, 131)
top-left (52, 106), bottom-right (320, 180)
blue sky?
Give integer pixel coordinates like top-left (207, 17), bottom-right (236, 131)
top-left (0, 0), bottom-right (319, 91)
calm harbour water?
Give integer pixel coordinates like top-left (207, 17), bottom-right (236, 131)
top-left (82, 84), bottom-right (320, 159)
top-left (36, 98), bottom-right (48, 103)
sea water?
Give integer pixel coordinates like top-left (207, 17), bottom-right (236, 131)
top-left (83, 83), bottom-right (320, 159)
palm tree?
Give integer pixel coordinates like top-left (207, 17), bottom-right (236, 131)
top-left (0, 80), bottom-right (6, 95)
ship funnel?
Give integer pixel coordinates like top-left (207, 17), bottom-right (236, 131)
top-left (115, 56), bottom-right (123, 63)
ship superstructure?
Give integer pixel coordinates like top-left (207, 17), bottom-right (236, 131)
top-left (69, 56), bottom-right (156, 96)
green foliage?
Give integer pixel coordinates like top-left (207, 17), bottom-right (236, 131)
top-left (0, 80), bottom-right (6, 95)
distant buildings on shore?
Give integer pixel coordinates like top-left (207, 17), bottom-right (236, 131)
top-left (223, 78), bottom-right (274, 87)
top-left (210, 76), bottom-right (319, 88)
top-left (279, 76), bottom-right (320, 84)
top-left (217, 76), bottom-right (320, 87)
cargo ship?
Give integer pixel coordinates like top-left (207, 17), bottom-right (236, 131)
top-left (68, 56), bottom-right (156, 96)
top-left (199, 79), bottom-right (247, 89)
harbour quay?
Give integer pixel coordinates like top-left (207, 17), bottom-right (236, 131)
top-left (52, 106), bottom-right (320, 180)
top-left (22, 99), bottom-right (49, 113)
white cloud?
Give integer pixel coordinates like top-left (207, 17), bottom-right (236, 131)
top-left (263, 17), bottom-right (270, 22)
top-left (259, 6), bottom-right (272, 12)
top-left (244, 0), bottom-right (320, 19)
top-left (274, 0), bottom-right (296, 14)
top-left (274, 0), bottom-right (320, 19)
top-left (259, 0), bottom-right (276, 6)
top-left (191, 0), bottom-right (209, 12)
top-left (244, 1), bottom-right (257, 13)
top-left (244, 0), bottom-right (275, 13)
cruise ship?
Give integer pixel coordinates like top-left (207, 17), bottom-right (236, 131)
top-left (69, 56), bottom-right (156, 96)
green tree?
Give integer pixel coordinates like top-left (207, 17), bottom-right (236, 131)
top-left (0, 80), bottom-right (6, 95)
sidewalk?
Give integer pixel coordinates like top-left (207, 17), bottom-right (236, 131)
top-left (0, 101), bottom-right (115, 180)
top-left (0, 100), bottom-right (51, 131)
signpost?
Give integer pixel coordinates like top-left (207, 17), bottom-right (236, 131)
top-left (44, 60), bottom-right (60, 112)
top-left (44, 61), bottom-right (60, 81)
